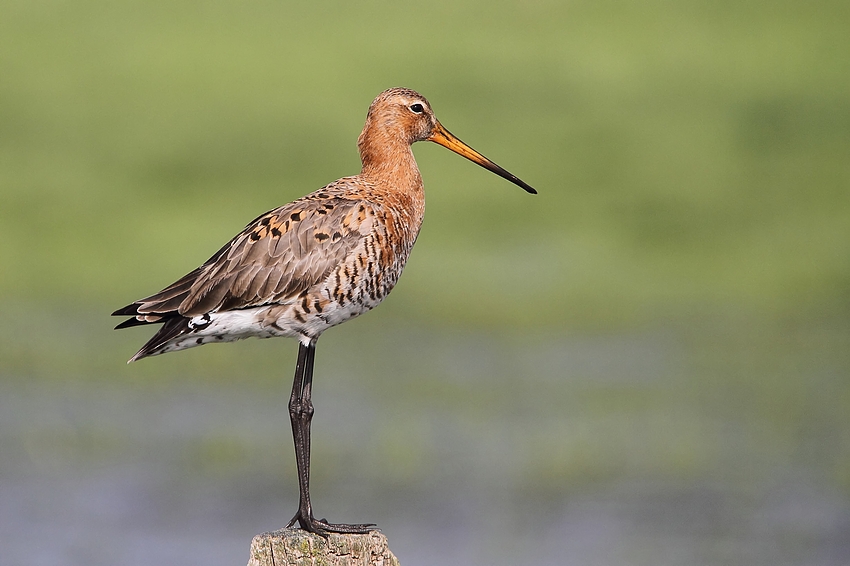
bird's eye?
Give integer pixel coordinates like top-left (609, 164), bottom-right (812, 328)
top-left (409, 103), bottom-right (424, 114)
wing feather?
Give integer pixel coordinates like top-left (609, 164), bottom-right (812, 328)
top-left (113, 194), bottom-right (372, 325)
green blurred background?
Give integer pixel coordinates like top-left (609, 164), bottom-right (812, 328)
top-left (2, 1), bottom-right (849, 564)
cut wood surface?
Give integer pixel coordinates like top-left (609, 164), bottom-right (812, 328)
top-left (247, 529), bottom-right (399, 566)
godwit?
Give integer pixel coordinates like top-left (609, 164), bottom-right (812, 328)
top-left (113, 87), bottom-right (536, 535)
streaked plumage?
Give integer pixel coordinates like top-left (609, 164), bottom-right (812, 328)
top-left (113, 87), bottom-right (535, 534)
top-left (114, 180), bottom-right (418, 361)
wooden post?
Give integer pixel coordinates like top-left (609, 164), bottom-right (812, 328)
top-left (247, 528), bottom-right (400, 566)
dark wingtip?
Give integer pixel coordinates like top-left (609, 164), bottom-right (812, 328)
top-left (114, 317), bottom-right (148, 330)
top-left (112, 304), bottom-right (139, 317)
top-left (113, 303), bottom-right (143, 330)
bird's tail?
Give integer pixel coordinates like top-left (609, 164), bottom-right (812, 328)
top-left (125, 316), bottom-right (192, 363)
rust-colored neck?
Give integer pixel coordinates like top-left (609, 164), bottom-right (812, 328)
top-left (356, 114), bottom-right (426, 249)
top-left (357, 109), bottom-right (423, 194)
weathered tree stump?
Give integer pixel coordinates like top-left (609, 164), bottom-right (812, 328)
top-left (247, 528), bottom-right (400, 566)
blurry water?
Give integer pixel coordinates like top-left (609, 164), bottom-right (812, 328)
top-left (1, 320), bottom-right (849, 566)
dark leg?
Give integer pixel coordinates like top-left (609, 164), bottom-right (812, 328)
top-left (286, 342), bottom-right (316, 528)
top-left (285, 340), bottom-right (376, 535)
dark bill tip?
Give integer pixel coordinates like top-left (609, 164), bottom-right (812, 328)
top-left (428, 123), bottom-right (537, 195)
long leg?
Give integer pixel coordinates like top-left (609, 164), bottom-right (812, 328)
top-left (285, 340), bottom-right (376, 535)
top-left (286, 341), bottom-right (315, 528)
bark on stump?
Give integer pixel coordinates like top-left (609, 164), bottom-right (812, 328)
top-left (247, 529), bottom-right (399, 566)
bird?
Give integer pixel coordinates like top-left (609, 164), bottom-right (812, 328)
top-left (113, 87), bottom-right (536, 535)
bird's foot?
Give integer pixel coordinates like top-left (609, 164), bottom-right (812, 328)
top-left (287, 511), bottom-right (377, 537)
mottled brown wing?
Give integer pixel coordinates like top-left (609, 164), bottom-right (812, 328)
top-left (120, 196), bottom-right (373, 320)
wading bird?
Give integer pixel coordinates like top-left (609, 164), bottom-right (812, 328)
top-left (113, 87), bottom-right (536, 535)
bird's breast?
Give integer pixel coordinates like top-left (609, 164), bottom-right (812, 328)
top-left (260, 193), bottom-right (424, 340)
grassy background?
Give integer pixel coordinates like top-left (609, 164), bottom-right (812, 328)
top-left (1, 1), bottom-right (849, 564)
top-left (2, 0), bottom-right (848, 327)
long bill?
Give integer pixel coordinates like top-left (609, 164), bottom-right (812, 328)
top-left (427, 122), bottom-right (537, 194)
